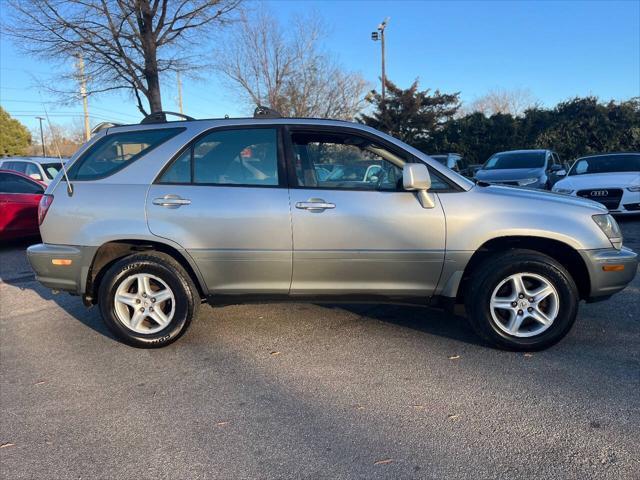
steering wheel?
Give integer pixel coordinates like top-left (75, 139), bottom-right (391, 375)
top-left (375, 168), bottom-right (390, 190)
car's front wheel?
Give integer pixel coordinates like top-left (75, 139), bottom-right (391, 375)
top-left (465, 250), bottom-right (579, 350)
top-left (98, 252), bottom-right (199, 348)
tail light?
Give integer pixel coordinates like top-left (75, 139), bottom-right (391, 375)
top-left (38, 194), bottom-right (54, 225)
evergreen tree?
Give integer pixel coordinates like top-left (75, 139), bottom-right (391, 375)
top-left (0, 107), bottom-right (31, 156)
top-left (358, 79), bottom-right (460, 151)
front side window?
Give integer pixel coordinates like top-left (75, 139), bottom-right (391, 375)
top-left (69, 128), bottom-right (183, 180)
top-left (291, 131), bottom-right (404, 191)
top-left (0, 173), bottom-right (44, 194)
top-left (24, 163), bottom-right (42, 180)
top-left (159, 128), bottom-right (279, 186)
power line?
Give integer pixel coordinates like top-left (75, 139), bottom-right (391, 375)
top-left (1, 99), bottom-right (140, 120)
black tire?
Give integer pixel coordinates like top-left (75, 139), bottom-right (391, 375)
top-left (465, 249), bottom-right (579, 351)
top-left (98, 252), bottom-right (200, 348)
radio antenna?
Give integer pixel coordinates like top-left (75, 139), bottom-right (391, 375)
top-left (42, 105), bottom-right (74, 196)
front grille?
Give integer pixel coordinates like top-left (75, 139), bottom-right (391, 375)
top-left (623, 203), bottom-right (640, 211)
top-left (576, 188), bottom-right (623, 209)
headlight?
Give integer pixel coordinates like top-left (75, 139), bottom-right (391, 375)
top-left (592, 214), bottom-right (623, 249)
top-left (553, 188), bottom-right (574, 194)
top-left (628, 185), bottom-right (640, 192)
top-left (518, 178), bottom-right (538, 186)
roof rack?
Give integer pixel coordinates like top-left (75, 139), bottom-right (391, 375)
top-left (91, 121), bottom-right (122, 134)
top-left (140, 111), bottom-right (195, 124)
top-left (253, 106), bottom-right (282, 118)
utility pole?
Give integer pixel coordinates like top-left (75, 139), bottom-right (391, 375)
top-left (371, 18), bottom-right (389, 102)
top-left (177, 71), bottom-right (184, 114)
top-left (36, 116), bottom-right (46, 156)
top-left (76, 54), bottom-right (90, 141)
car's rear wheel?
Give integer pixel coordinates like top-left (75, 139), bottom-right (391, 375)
top-left (465, 249), bottom-right (579, 350)
top-left (98, 252), bottom-right (199, 348)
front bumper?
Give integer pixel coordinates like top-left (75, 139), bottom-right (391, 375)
top-left (579, 246), bottom-right (638, 299)
top-left (26, 244), bottom-right (97, 294)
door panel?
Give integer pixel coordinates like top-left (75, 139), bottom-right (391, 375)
top-left (147, 185), bottom-right (292, 293)
top-left (289, 189), bottom-right (446, 296)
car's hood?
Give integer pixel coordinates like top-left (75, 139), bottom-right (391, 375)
top-left (554, 172), bottom-right (640, 190)
top-left (479, 184), bottom-right (607, 212)
top-left (475, 168), bottom-right (542, 181)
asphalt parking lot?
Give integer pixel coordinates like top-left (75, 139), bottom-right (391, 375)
top-left (1, 219), bottom-right (639, 480)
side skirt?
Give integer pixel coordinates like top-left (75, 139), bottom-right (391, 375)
top-left (206, 293), bottom-right (456, 309)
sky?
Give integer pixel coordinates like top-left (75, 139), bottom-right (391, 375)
top-left (1, 0), bottom-right (639, 133)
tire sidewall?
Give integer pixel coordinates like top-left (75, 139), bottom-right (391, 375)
top-left (471, 255), bottom-right (579, 350)
top-left (99, 256), bottom-right (195, 348)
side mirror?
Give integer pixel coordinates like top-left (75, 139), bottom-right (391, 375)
top-left (403, 163), bottom-right (435, 209)
top-left (403, 163), bottom-right (431, 191)
top-left (29, 173), bottom-right (42, 181)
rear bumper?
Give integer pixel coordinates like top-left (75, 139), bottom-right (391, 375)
top-left (579, 246), bottom-right (638, 299)
top-left (26, 244), bottom-right (97, 294)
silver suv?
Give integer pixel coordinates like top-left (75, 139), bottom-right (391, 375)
top-left (27, 111), bottom-right (638, 350)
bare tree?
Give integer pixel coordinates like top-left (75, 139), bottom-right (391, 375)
top-left (464, 88), bottom-right (538, 117)
top-left (5, 0), bottom-right (242, 114)
top-left (27, 120), bottom-right (85, 157)
top-left (214, 9), bottom-right (369, 119)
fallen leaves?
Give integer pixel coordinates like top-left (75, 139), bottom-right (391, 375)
top-left (448, 355), bottom-right (461, 360)
top-left (523, 353), bottom-right (533, 357)
top-left (216, 421), bottom-right (229, 427)
top-left (447, 414), bottom-right (460, 421)
top-left (0, 443), bottom-right (15, 449)
top-left (374, 458), bottom-right (394, 465)
top-left (269, 351), bottom-right (281, 356)
top-left (411, 404), bottom-right (425, 410)
top-left (34, 381), bottom-right (46, 385)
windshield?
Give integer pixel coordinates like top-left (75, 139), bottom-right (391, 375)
top-left (42, 163), bottom-right (62, 179)
top-left (568, 154), bottom-right (640, 176)
top-left (483, 152), bottom-right (546, 170)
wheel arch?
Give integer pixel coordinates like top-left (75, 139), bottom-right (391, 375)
top-left (456, 236), bottom-right (591, 302)
top-left (84, 239), bottom-right (207, 304)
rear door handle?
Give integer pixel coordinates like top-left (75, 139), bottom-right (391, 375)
top-left (152, 195), bottom-right (191, 208)
top-left (295, 199), bottom-right (335, 212)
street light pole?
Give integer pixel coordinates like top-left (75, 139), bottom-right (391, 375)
top-left (177, 70), bottom-right (184, 114)
top-left (76, 53), bottom-right (90, 141)
top-left (371, 18), bottom-right (389, 102)
top-left (36, 116), bottom-right (46, 157)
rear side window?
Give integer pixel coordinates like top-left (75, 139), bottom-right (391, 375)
top-left (158, 128), bottom-right (280, 187)
top-left (68, 128), bottom-right (184, 180)
top-left (4, 161), bottom-right (27, 174)
top-left (0, 172), bottom-right (44, 194)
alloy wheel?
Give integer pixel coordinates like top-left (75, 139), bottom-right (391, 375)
top-left (113, 273), bottom-right (175, 334)
top-left (489, 272), bottom-right (560, 338)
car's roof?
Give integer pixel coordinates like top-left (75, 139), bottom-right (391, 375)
top-left (1, 156), bottom-right (67, 163)
top-left (576, 152), bottom-right (640, 160)
top-left (109, 117), bottom-right (368, 132)
top-left (494, 149), bottom-right (549, 155)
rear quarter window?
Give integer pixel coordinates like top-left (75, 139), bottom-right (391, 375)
top-left (68, 128), bottom-right (184, 180)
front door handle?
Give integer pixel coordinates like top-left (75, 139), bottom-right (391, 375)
top-left (295, 199), bottom-right (335, 212)
top-left (152, 194), bottom-right (191, 208)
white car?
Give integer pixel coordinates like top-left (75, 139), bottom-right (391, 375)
top-left (0, 156), bottom-right (66, 185)
top-left (552, 153), bottom-right (640, 215)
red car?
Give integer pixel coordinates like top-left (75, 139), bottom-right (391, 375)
top-left (0, 169), bottom-right (46, 241)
